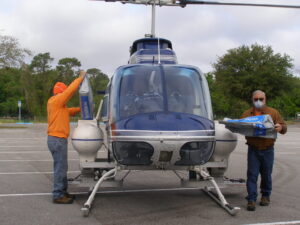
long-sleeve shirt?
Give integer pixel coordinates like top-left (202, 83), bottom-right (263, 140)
top-left (241, 106), bottom-right (287, 150)
top-left (47, 77), bottom-right (83, 138)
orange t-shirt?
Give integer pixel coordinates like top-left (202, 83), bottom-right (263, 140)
top-left (47, 77), bottom-right (83, 138)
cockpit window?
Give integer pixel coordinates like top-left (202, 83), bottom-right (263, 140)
top-left (111, 65), bottom-right (212, 121)
top-left (164, 67), bottom-right (208, 117)
top-left (119, 66), bottom-right (164, 118)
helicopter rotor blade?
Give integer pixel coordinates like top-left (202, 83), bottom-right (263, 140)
top-left (180, 0), bottom-right (300, 9)
top-left (90, 0), bottom-right (300, 8)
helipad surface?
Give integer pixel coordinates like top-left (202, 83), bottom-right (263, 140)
top-left (0, 123), bottom-right (299, 225)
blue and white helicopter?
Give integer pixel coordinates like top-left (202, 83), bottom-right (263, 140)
top-left (71, 0), bottom-right (300, 217)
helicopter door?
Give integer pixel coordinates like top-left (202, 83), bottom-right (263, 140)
top-left (97, 94), bottom-right (109, 150)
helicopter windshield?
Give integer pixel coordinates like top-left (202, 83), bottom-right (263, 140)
top-left (111, 65), bottom-right (212, 121)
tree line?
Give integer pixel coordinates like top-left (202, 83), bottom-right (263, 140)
top-left (206, 44), bottom-right (300, 119)
top-left (0, 34), bottom-right (299, 120)
top-left (0, 34), bottom-right (109, 120)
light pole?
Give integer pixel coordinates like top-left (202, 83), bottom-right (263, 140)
top-left (18, 100), bottom-right (21, 121)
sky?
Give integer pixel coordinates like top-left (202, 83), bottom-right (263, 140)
top-left (1, 0), bottom-right (300, 77)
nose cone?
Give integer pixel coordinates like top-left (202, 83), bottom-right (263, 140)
top-left (112, 112), bottom-right (215, 166)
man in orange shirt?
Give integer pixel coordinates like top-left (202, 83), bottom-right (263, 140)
top-left (47, 70), bottom-right (86, 204)
top-left (241, 90), bottom-right (287, 211)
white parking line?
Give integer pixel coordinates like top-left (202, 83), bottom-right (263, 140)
top-left (244, 221), bottom-right (300, 225)
top-left (0, 159), bottom-right (78, 162)
top-left (0, 171), bottom-right (80, 175)
top-left (0, 151), bottom-right (76, 154)
top-left (0, 187), bottom-right (202, 197)
top-left (0, 138), bottom-right (46, 140)
top-left (0, 146), bottom-right (45, 148)
top-left (0, 193), bottom-right (52, 197)
top-left (0, 151), bottom-right (48, 153)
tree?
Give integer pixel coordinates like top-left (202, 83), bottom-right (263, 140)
top-left (30, 52), bottom-right (53, 73)
top-left (211, 44), bottom-right (295, 118)
top-left (56, 57), bottom-right (81, 83)
top-left (0, 68), bottom-right (30, 117)
top-left (213, 44), bottom-right (293, 101)
top-left (0, 34), bottom-right (31, 68)
top-left (0, 34), bottom-right (111, 120)
top-left (268, 76), bottom-right (300, 118)
top-left (87, 68), bottom-right (109, 93)
top-left (21, 52), bottom-right (58, 118)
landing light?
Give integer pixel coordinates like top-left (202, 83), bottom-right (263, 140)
top-left (112, 141), bottom-right (154, 165)
top-left (175, 141), bottom-right (214, 165)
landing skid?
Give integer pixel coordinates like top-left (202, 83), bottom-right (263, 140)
top-left (72, 166), bottom-right (242, 217)
top-left (186, 168), bottom-right (241, 216)
top-left (81, 168), bottom-right (117, 217)
top-left (202, 187), bottom-right (240, 216)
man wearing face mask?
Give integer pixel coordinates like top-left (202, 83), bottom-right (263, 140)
top-left (241, 90), bottom-right (287, 211)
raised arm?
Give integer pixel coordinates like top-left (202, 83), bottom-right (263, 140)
top-left (55, 71), bottom-right (86, 106)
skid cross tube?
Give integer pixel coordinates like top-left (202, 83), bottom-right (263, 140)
top-left (81, 168), bottom-right (117, 216)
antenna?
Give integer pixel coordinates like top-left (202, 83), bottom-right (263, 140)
top-left (157, 35), bottom-right (161, 64)
top-left (151, 2), bottom-right (156, 37)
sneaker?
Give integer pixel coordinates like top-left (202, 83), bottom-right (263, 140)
top-left (247, 201), bottom-right (256, 211)
top-left (53, 195), bottom-right (74, 204)
top-left (260, 196), bottom-right (270, 206)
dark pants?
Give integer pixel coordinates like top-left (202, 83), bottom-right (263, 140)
top-left (246, 146), bottom-right (274, 202)
top-left (47, 136), bottom-right (68, 200)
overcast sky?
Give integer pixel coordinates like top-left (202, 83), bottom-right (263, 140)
top-left (1, 0), bottom-right (300, 77)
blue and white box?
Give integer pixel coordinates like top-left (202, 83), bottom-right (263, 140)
top-left (79, 77), bottom-right (94, 120)
top-left (220, 115), bottom-right (277, 139)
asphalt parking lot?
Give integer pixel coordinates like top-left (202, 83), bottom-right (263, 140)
top-left (0, 123), bottom-right (299, 225)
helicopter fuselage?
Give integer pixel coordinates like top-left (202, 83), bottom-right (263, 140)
top-left (72, 37), bottom-right (237, 173)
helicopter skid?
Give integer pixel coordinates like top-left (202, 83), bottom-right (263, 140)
top-left (72, 165), bottom-right (241, 217)
top-left (194, 168), bottom-right (241, 216)
top-left (202, 187), bottom-right (240, 216)
top-left (81, 168), bottom-right (117, 217)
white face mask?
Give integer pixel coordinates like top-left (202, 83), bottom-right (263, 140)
top-left (253, 100), bottom-right (264, 109)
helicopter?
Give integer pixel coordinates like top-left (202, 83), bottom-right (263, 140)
top-left (70, 0), bottom-right (300, 217)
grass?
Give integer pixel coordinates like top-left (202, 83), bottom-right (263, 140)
top-left (0, 118), bottom-right (32, 127)
top-left (0, 125), bottom-right (27, 129)
top-left (0, 116), bottom-right (81, 124)
top-left (0, 118), bottom-right (19, 123)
